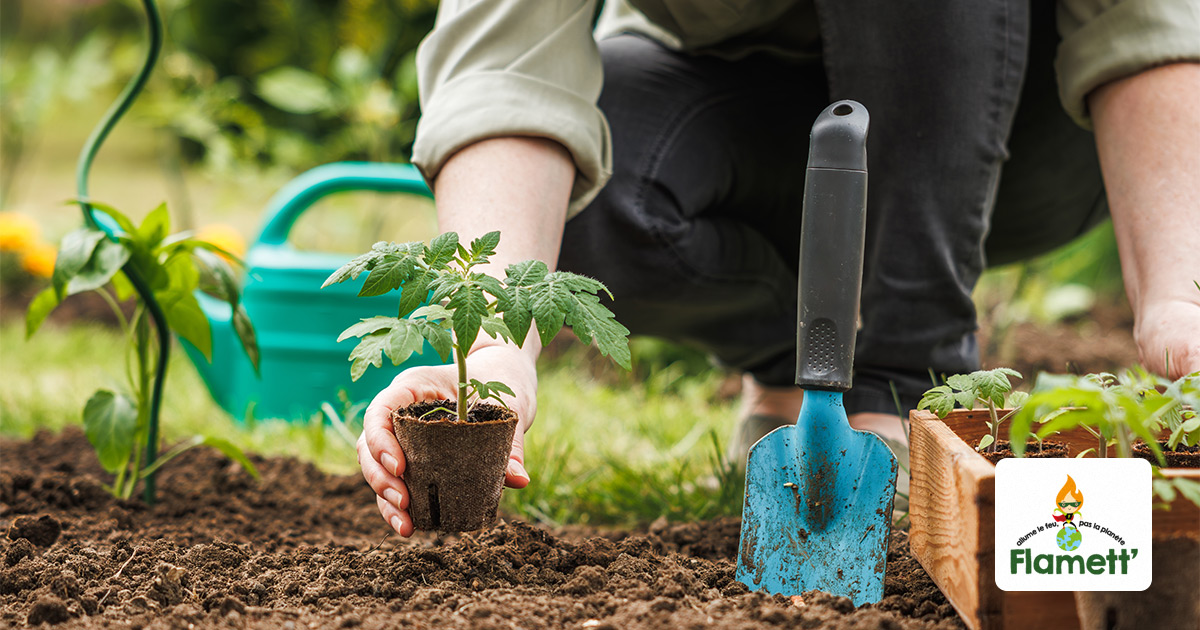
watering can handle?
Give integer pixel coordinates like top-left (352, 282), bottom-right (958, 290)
top-left (256, 161), bottom-right (433, 246)
top-left (795, 101), bottom-right (869, 392)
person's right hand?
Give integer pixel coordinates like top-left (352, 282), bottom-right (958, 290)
top-left (357, 343), bottom-right (539, 537)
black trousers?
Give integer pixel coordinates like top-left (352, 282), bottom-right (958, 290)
top-left (558, 2), bottom-right (1108, 414)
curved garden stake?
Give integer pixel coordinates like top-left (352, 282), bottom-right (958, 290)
top-left (76, 0), bottom-right (167, 504)
top-left (735, 101), bottom-right (897, 605)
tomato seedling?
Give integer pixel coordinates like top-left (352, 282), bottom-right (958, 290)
top-left (26, 202), bottom-right (261, 500)
top-left (918, 367), bottom-right (1029, 453)
top-left (324, 231), bottom-right (631, 420)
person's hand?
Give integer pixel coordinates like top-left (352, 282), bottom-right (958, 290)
top-left (357, 343), bottom-right (538, 536)
top-left (1134, 297), bottom-right (1200, 380)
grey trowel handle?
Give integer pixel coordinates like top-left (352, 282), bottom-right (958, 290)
top-left (795, 100), bottom-right (869, 392)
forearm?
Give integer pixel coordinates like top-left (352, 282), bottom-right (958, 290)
top-left (1091, 63), bottom-right (1200, 309)
top-left (432, 136), bottom-right (576, 365)
top-left (1090, 62), bottom-right (1200, 377)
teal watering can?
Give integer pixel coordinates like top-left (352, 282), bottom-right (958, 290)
top-left (182, 161), bottom-right (449, 422)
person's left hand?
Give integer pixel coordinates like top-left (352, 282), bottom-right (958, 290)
top-left (1134, 297), bottom-right (1200, 379)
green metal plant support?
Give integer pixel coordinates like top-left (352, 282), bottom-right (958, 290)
top-left (75, 0), bottom-right (167, 504)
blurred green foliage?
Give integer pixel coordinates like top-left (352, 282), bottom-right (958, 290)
top-left (0, 0), bottom-right (437, 197)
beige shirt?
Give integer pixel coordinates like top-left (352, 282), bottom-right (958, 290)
top-left (413, 0), bottom-right (1200, 217)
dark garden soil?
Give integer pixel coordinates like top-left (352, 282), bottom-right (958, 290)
top-left (1132, 441), bottom-right (1200, 468)
top-left (979, 440), bottom-right (1069, 465)
top-left (1, 428), bottom-right (965, 629)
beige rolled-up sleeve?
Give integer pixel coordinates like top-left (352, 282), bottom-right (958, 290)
top-left (1057, 0), bottom-right (1200, 128)
top-left (412, 0), bottom-right (612, 217)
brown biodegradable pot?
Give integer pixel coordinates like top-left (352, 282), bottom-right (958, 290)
top-left (391, 400), bottom-right (517, 532)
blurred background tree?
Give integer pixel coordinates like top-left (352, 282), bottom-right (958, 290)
top-left (1, 0), bottom-right (436, 212)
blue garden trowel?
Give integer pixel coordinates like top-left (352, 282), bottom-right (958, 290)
top-left (735, 100), bottom-right (897, 606)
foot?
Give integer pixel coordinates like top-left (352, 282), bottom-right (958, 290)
top-left (848, 412), bottom-right (911, 513)
top-left (726, 375), bottom-right (804, 470)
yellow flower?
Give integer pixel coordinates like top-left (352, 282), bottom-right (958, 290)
top-left (20, 241), bottom-right (57, 278)
top-left (196, 223), bottom-right (247, 260)
top-left (0, 212), bottom-right (40, 252)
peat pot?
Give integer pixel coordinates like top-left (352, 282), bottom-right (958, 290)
top-left (908, 408), bottom-right (1200, 630)
top-left (392, 400), bottom-right (518, 532)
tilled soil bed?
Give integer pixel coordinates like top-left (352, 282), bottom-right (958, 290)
top-left (1, 428), bottom-right (963, 629)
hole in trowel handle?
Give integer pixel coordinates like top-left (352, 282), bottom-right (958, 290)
top-left (833, 103), bottom-right (853, 116)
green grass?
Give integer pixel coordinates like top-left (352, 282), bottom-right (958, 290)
top-left (0, 318), bottom-right (742, 527)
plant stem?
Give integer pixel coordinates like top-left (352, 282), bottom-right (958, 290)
top-left (455, 344), bottom-right (468, 422)
top-left (987, 400), bottom-right (1000, 454)
top-left (1116, 426), bottom-right (1132, 459)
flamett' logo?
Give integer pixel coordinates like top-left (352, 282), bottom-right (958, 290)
top-left (1053, 475), bottom-right (1084, 551)
top-left (995, 459), bottom-right (1150, 591)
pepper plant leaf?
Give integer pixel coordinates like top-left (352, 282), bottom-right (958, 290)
top-left (232, 304), bottom-right (260, 373)
top-left (67, 237), bottom-right (130, 295)
top-left (25, 287), bottom-right (60, 338)
top-left (52, 228), bottom-right (106, 298)
top-left (136, 202), bottom-right (170, 249)
top-left (83, 389), bottom-right (138, 473)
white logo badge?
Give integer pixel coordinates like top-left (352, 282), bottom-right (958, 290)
top-left (995, 458), bottom-right (1151, 591)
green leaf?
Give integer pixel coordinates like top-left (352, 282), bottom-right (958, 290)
top-left (473, 273), bottom-right (510, 305)
top-left (946, 374), bottom-right (973, 392)
top-left (232, 305), bottom-right (260, 374)
top-left (396, 270), bottom-right (433, 318)
top-left (348, 330), bottom-right (389, 381)
top-left (323, 250), bottom-right (379, 288)
top-left (953, 390), bottom-right (978, 410)
top-left (83, 390), bottom-right (138, 473)
top-left (560, 291), bottom-right (631, 370)
top-left (358, 251), bottom-right (417, 297)
top-left (1007, 391), bottom-right (1030, 409)
top-left (160, 288), bottom-right (212, 360)
top-left (977, 434), bottom-right (995, 452)
top-left (502, 260), bottom-right (549, 347)
top-left (424, 232), bottom-right (459, 270)
top-left (468, 231), bottom-right (500, 264)
top-left (447, 284), bottom-right (487, 352)
top-left (384, 321), bottom-right (427, 366)
top-left (483, 380), bottom-right (514, 397)
top-left (76, 200), bottom-right (137, 235)
top-left (202, 436), bottom-right (262, 479)
top-left (53, 228), bottom-right (106, 298)
top-left (338, 316), bottom-right (401, 342)
top-left (136, 202), bottom-right (170, 249)
top-left (67, 237), bottom-right (131, 295)
top-left (25, 287), bottom-right (60, 338)
top-left (418, 320), bottom-right (453, 361)
top-left (918, 385), bottom-right (955, 418)
top-left (110, 269), bottom-right (136, 301)
top-left (193, 248), bottom-right (241, 307)
top-left (257, 67), bottom-right (337, 114)
top-left (1173, 478), bottom-right (1200, 509)
top-left (428, 274), bottom-right (467, 305)
top-left (480, 315), bottom-right (513, 343)
top-left (411, 304), bottom-right (453, 323)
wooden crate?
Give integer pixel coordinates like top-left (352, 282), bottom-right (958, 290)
top-left (908, 409), bottom-right (1200, 630)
